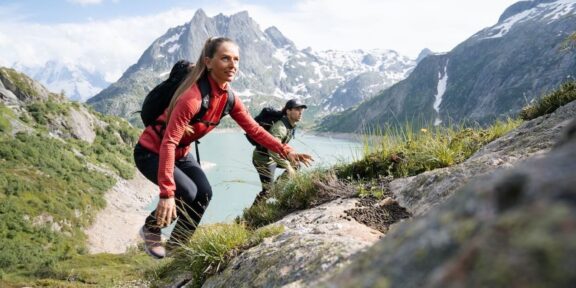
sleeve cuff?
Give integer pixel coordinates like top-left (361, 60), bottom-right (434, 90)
top-left (281, 145), bottom-right (294, 158)
top-left (159, 190), bottom-right (175, 199)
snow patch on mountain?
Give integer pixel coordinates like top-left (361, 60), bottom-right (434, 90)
top-left (167, 43), bottom-right (180, 54)
top-left (481, 0), bottom-right (576, 39)
top-left (159, 30), bottom-right (183, 47)
top-left (434, 64), bottom-right (448, 126)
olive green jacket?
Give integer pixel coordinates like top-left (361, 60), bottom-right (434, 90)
top-left (252, 117), bottom-right (294, 169)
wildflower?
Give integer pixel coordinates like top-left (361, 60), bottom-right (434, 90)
top-left (420, 128), bottom-right (428, 133)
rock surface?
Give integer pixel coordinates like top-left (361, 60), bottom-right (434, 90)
top-left (323, 112), bottom-right (576, 286)
top-left (203, 199), bottom-right (383, 288)
top-left (197, 100), bottom-right (576, 287)
top-left (391, 100), bottom-right (576, 216)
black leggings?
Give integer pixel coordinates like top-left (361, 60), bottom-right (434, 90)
top-left (134, 144), bottom-right (212, 245)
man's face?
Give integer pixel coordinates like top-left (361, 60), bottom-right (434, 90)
top-left (286, 107), bottom-right (305, 123)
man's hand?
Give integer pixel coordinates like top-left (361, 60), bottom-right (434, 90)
top-left (155, 197), bottom-right (177, 227)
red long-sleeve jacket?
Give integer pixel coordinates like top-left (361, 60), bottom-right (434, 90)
top-left (138, 75), bottom-right (293, 198)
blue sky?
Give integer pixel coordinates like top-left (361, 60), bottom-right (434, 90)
top-left (0, 0), bottom-right (519, 81)
top-left (0, 0), bottom-right (293, 23)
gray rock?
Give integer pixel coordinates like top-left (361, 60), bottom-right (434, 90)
top-left (322, 112), bottom-right (576, 287)
top-left (203, 199), bottom-right (382, 288)
top-left (391, 100), bottom-right (576, 216)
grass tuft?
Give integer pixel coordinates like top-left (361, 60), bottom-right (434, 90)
top-left (150, 223), bottom-right (284, 288)
top-left (519, 81), bottom-right (576, 120)
top-left (336, 118), bottom-right (521, 180)
top-left (240, 169), bottom-right (350, 229)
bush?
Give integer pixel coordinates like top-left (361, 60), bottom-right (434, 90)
top-left (0, 132), bottom-right (114, 274)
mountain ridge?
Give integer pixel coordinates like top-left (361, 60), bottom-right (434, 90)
top-left (319, 0), bottom-right (576, 132)
top-left (86, 10), bottom-right (414, 126)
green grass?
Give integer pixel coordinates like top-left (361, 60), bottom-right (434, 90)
top-left (0, 132), bottom-right (114, 275)
top-left (0, 103), bottom-right (13, 134)
top-left (149, 223), bottom-right (284, 288)
top-left (519, 81), bottom-right (576, 120)
top-left (240, 119), bottom-right (520, 229)
top-left (336, 118), bottom-right (521, 180)
top-left (241, 168), bottom-right (340, 228)
top-left (0, 98), bottom-right (140, 282)
top-left (1, 251), bottom-right (158, 287)
top-left (561, 32), bottom-right (576, 50)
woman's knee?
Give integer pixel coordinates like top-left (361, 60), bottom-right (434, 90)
top-left (199, 183), bottom-right (213, 203)
top-left (176, 181), bottom-right (212, 204)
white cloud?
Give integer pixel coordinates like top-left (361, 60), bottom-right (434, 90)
top-left (67, 0), bottom-right (104, 5)
top-left (0, 0), bottom-right (519, 83)
top-left (218, 0), bottom-right (518, 57)
top-left (0, 9), bottom-right (196, 81)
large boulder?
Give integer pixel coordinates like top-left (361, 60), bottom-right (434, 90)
top-left (203, 199), bottom-right (383, 288)
top-left (323, 110), bottom-right (576, 287)
top-left (391, 100), bottom-right (576, 216)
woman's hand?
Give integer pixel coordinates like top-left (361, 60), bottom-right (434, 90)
top-left (287, 152), bottom-right (314, 167)
top-left (155, 197), bottom-right (177, 227)
top-left (297, 153), bottom-right (314, 166)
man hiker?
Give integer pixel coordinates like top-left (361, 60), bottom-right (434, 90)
top-left (251, 99), bottom-right (308, 205)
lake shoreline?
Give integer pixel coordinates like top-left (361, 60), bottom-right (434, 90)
top-left (213, 127), bottom-right (362, 142)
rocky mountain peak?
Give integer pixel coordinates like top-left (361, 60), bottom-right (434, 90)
top-left (264, 26), bottom-right (295, 48)
top-left (416, 48), bottom-right (434, 63)
top-left (87, 10), bottom-right (414, 126)
top-left (192, 8), bottom-right (208, 22)
top-left (319, 0), bottom-right (576, 132)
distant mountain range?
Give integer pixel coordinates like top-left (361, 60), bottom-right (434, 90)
top-left (13, 60), bottom-right (109, 102)
top-left (85, 10), bottom-right (415, 126)
top-left (318, 0), bottom-right (576, 132)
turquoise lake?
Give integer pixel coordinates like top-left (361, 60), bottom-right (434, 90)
top-left (175, 130), bottom-right (363, 224)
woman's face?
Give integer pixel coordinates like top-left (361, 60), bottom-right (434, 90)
top-left (205, 42), bottom-right (240, 86)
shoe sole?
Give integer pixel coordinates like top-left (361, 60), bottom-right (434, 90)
top-left (139, 227), bottom-right (165, 259)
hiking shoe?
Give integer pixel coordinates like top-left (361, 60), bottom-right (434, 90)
top-left (139, 226), bottom-right (165, 259)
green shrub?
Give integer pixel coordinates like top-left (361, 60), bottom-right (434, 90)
top-left (0, 104), bottom-right (13, 134)
top-left (26, 100), bottom-right (70, 126)
top-left (0, 132), bottom-right (114, 274)
top-left (520, 81), bottom-right (576, 120)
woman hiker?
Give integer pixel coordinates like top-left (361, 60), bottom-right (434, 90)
top-left (134, 37), bottom-right (313, 259)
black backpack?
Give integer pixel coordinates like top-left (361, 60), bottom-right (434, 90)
top-left (140, 60), bottom-right (235, 128)
top-left (246, 107), bottom-right (288, 146)
top-left (140, 60), bottom-right (191, 127)
top-left (139, 60), bottom-right (235, 166)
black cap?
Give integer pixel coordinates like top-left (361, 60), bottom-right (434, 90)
top-left (284, 99), bottom-right (308, 110)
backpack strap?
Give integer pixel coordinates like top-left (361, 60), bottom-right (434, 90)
top-left (188, 76), bottom-right (236, 166)
top-left (190, 76), bottom-right (235, 127)
top-left (280, 117), bottom-right (295, 144)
